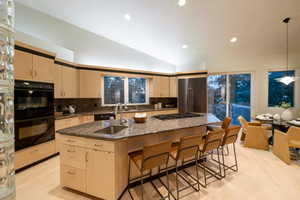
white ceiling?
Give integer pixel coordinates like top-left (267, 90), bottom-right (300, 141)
top-left (16, 0), bottom-right (300, 71)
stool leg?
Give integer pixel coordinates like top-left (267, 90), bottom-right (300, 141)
top-left (216, 148), bottom-right (222, 178)
top-left (128, 158), bottom-right (134, 200)
top-left (175, 162), bottom-right (179, 200)
top-left (141, 175), bottom-right (144, 200)
top-left (221, 146), bottom-right (226, 178)
top-left (233, 143), bottom-right (238, 171)
top-left (195, 153), bottom-right (200, 191)
top-left (166, 167), bottom-right (171, 200)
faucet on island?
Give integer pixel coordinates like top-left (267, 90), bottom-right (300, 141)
top-left (114, 103), bottom-right (127, 125)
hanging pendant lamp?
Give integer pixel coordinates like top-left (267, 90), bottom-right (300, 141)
top-left (276, 17), bottom-right (296, 85)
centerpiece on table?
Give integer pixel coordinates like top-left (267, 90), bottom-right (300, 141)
top-left (278, 102), bottom-right (293, 121)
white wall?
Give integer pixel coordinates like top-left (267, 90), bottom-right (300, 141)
top-left (15, 3), bottom-right (176, 73)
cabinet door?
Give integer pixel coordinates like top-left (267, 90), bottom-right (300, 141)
top-left (169, 77), bottom-right (178, 97)
top-left (14, 49), bottom-right (33, 81)
top-left (79, 70), bottom-right (102, 98)
top-left (159, 76), bottom-right (170, 97)
top-left (53, 65), bottom-right (63, 98)
top-left (151, 76), bottom-right (161, 97)
top-left (86, 149), bottom-right (115, 200)
top-left (33, 55), bottom-right (54, 83)
top-left (62, 66), bottom-right (78, 98)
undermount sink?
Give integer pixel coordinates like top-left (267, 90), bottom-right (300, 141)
top-left (94, 125), bottom-right (127, 134)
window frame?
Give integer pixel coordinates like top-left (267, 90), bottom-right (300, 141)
top-left (101, 75), bottom-right (149, 106)
top-left (267, 69), bottom-right (295, 108)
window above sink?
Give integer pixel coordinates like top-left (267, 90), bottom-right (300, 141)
top-left (102, 75), bottom-right (149, 106)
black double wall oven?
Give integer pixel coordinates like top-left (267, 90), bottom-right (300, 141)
top-left (14, 80), bottom-right (55, 151)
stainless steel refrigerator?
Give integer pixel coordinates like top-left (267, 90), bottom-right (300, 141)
top-left (178, 77), bottom-right (207, 113)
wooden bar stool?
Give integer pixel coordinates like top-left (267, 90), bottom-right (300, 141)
top-left (170, 134), bottom-right (203, 200)
top-left (219, 126), bottom-right (240, 177)
top-left (127, 141), bottom-right (172, 200)
top-left (198, 129), bottom-right (224, 187)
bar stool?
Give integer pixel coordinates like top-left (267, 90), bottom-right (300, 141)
top-left (170, 134), bottom-right (203, 200)
top-left (127, 141), bottom-right (172, 200)
top-left (207, 117), bottom-right (232, 132)
top-left (198, 129), bottom-right (224, 187)
top-left (219, 126), bottom-right (240, 177)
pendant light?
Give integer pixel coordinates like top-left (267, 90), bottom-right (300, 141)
top-left (276, 17), bottom-right (295, 85)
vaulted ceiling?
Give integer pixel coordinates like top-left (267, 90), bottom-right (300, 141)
top-left (16, 0), bottom-right (300, 71)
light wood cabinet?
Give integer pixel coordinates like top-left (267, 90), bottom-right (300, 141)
top-left (60, 165), bottom-right (86, 193)
top-left (79, 70), bottom-right (102, 98)
top-left (150, 76), bottom-right (170, 97)
top-left (15, 140), bottom-right (56, 170)
top-left (86, 149), bottom-right (115, 200)
top-left (14, 49), bottom-right (54, 83)
top-left (14, 49), bottom-right (34, 81)
top-left (54, 65), bottom-right (78, 98)
top-left (169, 77), bottom-right (178, 97)
top-left (59, 135), bottom-right (124, 200)
top-left (32, 55), bottom-right (54, 83)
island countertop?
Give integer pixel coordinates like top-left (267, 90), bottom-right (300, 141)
top-left (57, 113), bottom-right (221, 140)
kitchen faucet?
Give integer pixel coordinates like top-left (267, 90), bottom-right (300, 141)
top-left (114, 103), bottom-right (127, 125)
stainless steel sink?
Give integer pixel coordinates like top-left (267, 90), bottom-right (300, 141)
top-left (94, 125), bottom-right (127, 134)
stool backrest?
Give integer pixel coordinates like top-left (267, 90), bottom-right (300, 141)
top-left (177, 134), bottom-right (203, 160)
top-left (203, 129), bottom-right (224, 152)
top-left (142, 141), bottom-right (172, 170)
top-left (221, 126), bottom-right (240, 146)
top-left (238, 115), bottom-right (248, 131)
top-left (222, 117), bottom-right (232, 130)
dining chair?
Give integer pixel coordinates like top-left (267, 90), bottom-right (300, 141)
top-left (238, 115), bottom-right (262, 141)
top-left (273, 126), bottom-right (300, 165)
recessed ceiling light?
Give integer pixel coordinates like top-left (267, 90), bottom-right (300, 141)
top-left (182, 44), bottom-right (188, 49)
top-left (124, 13), bottom-right (131, 21)
top-left (178, 0), bottom-right (186, 7)
top-left (230, 37), bottom-right (238, 43)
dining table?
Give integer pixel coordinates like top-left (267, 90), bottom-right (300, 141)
top-left (253, 118), bottom-right (300, 145)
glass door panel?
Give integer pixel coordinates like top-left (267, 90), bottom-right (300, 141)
top-left (208, 75), bottom-right (227, 121)
top-left (229, 74), bottom-right (251, 125)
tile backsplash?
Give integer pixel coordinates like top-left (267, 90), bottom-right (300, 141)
top-left (55, 97), bottom-right (177, 114)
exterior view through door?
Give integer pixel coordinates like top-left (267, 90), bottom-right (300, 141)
top-left (208, 73), bottom-right (251, 125)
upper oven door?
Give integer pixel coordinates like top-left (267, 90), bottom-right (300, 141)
top-left (15, 116), bottom-right (55, 151)
top-left (14, 80), bottom-right (54, 120)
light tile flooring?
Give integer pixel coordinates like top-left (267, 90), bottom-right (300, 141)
top-left (16, 142), bottom-right (300, 200)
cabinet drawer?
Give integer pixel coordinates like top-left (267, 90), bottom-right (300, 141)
top-left (60, 165), bottom-right (86, 193)
top-left (59, 135), bottom-right (86, 147)
top-left (55, 117), bottom-right (80, 131)
top-left (15, 140), bottom-right (56, 170)
top-left (60, 144), bottom-right (87, 169)
top-left (86, 139), bottom-right (115, 152)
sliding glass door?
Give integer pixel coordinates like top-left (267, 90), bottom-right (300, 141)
top-left (208, 73), bottom-right (251, 125)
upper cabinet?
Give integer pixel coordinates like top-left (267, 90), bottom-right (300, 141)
top-left (169, 77), bottom-right (178, 97)
top-left (150, 76), bottom-right (170, 97)
top-left (54, 64), bottom-right (79, 98)
top-left (79, 70), bottom-right (102, 98)
top-left (14, 49), bottom-right (54, 83)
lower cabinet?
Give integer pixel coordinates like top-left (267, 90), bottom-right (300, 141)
top-left (15, 140), bottom-right (56, 170)
top-left (86, 149), bottom-right (115, 200)
top-left (59, 135), bottom-right (125, 200)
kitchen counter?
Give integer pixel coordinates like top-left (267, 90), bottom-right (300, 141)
top-left (54, 107), bottom-right (178, 120)
top-left (57, 113), bottom-right (220, 140)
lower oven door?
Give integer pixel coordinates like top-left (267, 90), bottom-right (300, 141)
top-left (15, 116), bottom-right (55, 151)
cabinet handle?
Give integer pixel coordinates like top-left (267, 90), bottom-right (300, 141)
top-left (66, 139), bottom-right (75, 143)
top-left (61, 91), bottom-right (63, 97)
top-left (94, 144), bottom-right (103, 147)
top-left (67, 149), bottom-right (75, 153)
top-left (31, 149), bottom-right (38, 153)
top-left (67, 171), bottom-right (76, 175)
top-left (30, 69), bottom-right (33, 77)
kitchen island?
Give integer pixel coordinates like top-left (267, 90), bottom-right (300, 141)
top-left (57, 113), bottom-right (220, 200)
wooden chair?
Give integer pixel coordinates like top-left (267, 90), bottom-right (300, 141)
top-left (244, 125), bottom-right (269, 150)
top-left (238, 115), bottom-right (262, 141)
top-left (170, 134), bottom-right (203, 199)
top-left (128, 141), bottom-right (172, 200)
top-left (273, 126), bottom-right (300, 165)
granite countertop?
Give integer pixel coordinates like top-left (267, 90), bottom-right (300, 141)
top-left (57, 113), bottom-right (221, 140)
top-left (55, 107), bottom-right (178, 120)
